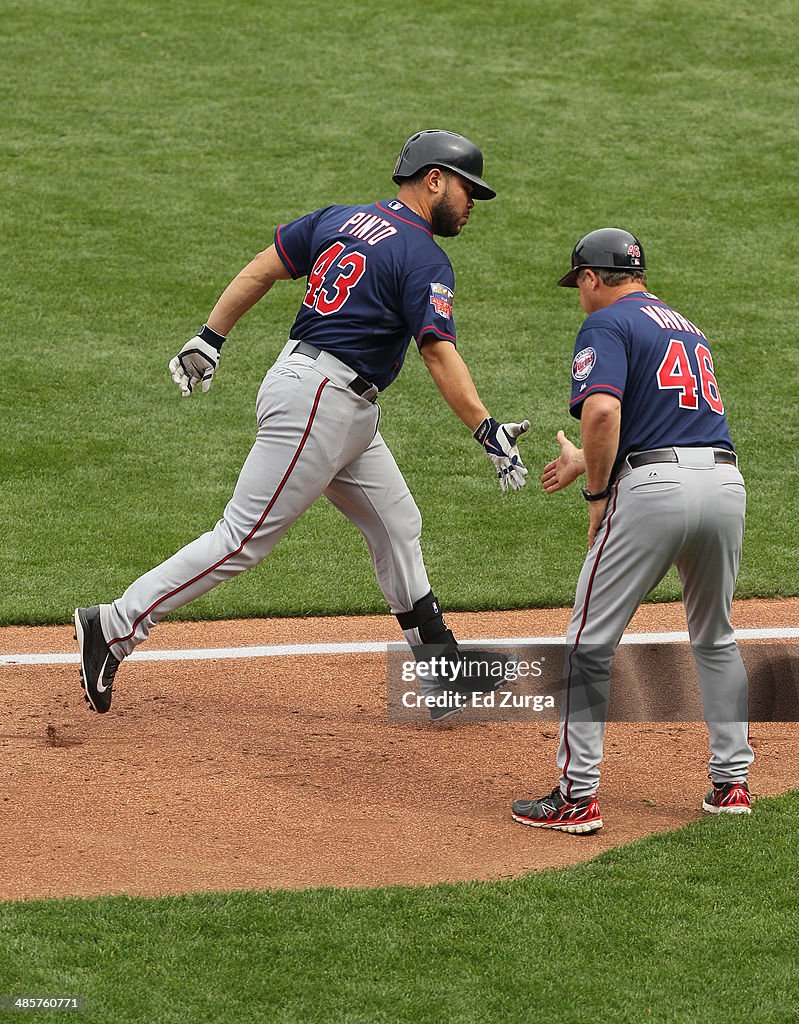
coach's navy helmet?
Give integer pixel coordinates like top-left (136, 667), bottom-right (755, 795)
top-left (392, 130), bottom-right (496, 200)
top-left (558, 227), bottom-right (645, 287)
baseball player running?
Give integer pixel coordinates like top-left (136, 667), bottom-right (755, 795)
top-left (512, 228), bottom-right (753, 833)
top-left (74, 130), bottom-right (529, 719)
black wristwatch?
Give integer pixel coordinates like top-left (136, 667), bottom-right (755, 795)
top-left (581, 484), bottom-right (611, 502)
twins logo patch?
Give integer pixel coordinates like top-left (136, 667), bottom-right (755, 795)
top-left (429, 282), bottom-right (454, 320)
top-left (572, 346), bottom-right (596, 381)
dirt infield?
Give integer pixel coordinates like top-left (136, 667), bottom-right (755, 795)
top-left (1, 599), bottom-right (796, 902)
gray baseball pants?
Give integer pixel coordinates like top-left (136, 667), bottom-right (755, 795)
top-left (101, 341), bottom-right (431, 657)
top-left (558, 447), bottom-right (755, 799)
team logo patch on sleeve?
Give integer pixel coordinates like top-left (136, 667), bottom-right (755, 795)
top-left (429, 282), bottom-right (454, 320)
top-left (572, 347), bottom-right (596, 381)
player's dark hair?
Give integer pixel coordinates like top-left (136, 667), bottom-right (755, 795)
top-left (593, 268), bottom-right (648, 288)
top-left (400, 166), bottom-right (455, 189)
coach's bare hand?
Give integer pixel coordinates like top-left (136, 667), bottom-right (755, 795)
top-left (541, 430), bottom-right (585, 493)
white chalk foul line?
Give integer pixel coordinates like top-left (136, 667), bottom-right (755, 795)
top-left (1, 626), bottom-right (797, 667)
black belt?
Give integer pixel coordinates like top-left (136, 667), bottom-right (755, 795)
top-left (625, 447), bottom-right (737, 471)
top-left (290, 341), bottom-right (376, 401)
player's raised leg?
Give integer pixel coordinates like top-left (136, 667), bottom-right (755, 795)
top-left (76, 371), bottom-right (378, 711)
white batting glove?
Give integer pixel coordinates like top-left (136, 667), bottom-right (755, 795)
top-left (169, 324), bottom-right (226, 397)
top-left (474, 417), bottom-right (531, 493)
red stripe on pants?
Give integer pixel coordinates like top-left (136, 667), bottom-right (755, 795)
top-left (562, 481), bottom-right (620, 800)
top-left (108, 377), bottom-right (331, 647)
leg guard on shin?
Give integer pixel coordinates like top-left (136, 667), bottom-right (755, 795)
top-left (395, 591), bottom-right (457, 659)
top-left (396, 591), bottom-right (512, 697)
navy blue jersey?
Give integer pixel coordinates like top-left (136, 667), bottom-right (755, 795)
top-left (274, 199), bottom-right (457, 390)
top-left (568, 292), bottom-right (734, 477)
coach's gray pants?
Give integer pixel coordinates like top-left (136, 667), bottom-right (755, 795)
top-left (558, 448), bottom-right (755, 798)
top-left (102, 342), bottom-right (430, 657)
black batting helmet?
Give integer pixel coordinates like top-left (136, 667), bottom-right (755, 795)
top-left (557, 228), bottom-right (645, 287)
top-left (392, 130), bottom-right (496, 200)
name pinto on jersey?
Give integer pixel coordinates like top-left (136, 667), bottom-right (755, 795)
top-left (339, 212), bottom-right (398, 246)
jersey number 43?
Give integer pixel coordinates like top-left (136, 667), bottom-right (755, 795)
top-left (303, 242), bottom-right (367, 316)
top-left (656, 338), bottom-right (724, 415)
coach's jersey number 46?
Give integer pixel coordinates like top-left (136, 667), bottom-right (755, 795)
top-left (657, 337), bottom-right (724, 414)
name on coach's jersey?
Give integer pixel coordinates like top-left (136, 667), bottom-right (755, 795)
top-left (640, 305), bottom-right (706, 338)
top-left (429, 283), bottom-right (454, 320)
top-left (338, 211), bottom-right (398, 246)
top-left (572, 346), bottom-right (596, 381)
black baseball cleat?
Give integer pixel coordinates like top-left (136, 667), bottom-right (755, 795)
top-left (512, 786), bottom-right (603, 834)
top-left (74, 606), bottom-right (120, 713)
top-left (702, 780), bottom-right (751, 815)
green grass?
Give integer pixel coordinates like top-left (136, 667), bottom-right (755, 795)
top-left (2, 0), bottom-right (797, 623)
top-left (1, 792), bottom-right (797, 1023)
